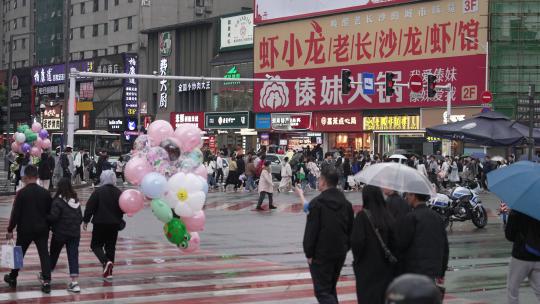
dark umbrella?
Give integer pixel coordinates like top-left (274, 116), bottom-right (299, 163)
top-left (426, 111), bottom-right (540, 146)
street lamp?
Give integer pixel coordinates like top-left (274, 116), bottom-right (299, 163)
top-left (6, 31), bottom-right (34, 137)
top-left (465, 36), bottom-right (489, 92)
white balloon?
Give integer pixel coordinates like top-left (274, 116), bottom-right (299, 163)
top-left (15, 132), bottom-right (26, 144)
top-left (186, 191), bottom-right (206, 213)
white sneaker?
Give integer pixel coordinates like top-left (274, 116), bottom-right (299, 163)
top-left (67, 282), bottom-right (81, 293)
top-left (123, 182), bottom-right (128, 185)
top-left (81, 181), bottom-right (87, 184)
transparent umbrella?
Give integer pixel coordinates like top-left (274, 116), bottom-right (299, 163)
top-left (355, 162), bottom-right (435, 195)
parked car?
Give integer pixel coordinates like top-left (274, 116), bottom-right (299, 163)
top-left (265, 153), bottom-right (284, 180)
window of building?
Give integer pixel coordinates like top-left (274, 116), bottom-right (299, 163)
top-left (21, 38), bottom-right (25, 49)
top-left (104, 0), bottom-right (108, 10)
top-left (80, 2), bottom-right (85, 14)
top-left (127, 43), bottom-right (132, 51)
top-left (93, 24), bottom-right (98, 37)
top-left (13, 40), bottom-right (17, 50)
top-left (104, 48), bottom-right (108, 55)
top-left (13, 19), bottom-right (17, 29)
top-left (115, 0), bottom-right (119, 6)
top-left (22, 60), bottom-right (26, 67)
top-left (114, 19), bottom-right (119, 31)
top-left (80, 27), bottom-right (85, 39)
top-left (70, 29), bottom-right (73, 40)
top-left (113, 45), bottom-right (118, 54)
top-left (127, 16), bottom-right (132, 29)
top-left (93, 0), bottom-right (99, 11)
top-left (80, 51), bottom-right (85, 59)
top-left (70, 4), bottom-right (74, 16)
top-left (22, 0), bottom-right (25, 7)
top-left (103, 23), bottom-right (108, 35)
top-left (57, 33), bottom-right (62, 40)
top-left (22, 16), bottom-right (26, 27)
top-left (93, 50), bottom-right (98, 58)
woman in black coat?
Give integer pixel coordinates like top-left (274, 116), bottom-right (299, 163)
top-left (38, 152), bottom-right (54, 190)
top-left (351, 185), bottom-right (396, 304)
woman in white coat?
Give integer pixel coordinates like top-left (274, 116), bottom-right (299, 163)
top-left (256, 161), bottom-right (276, 211)
top-left (278, 157), bottom-right (292, 192)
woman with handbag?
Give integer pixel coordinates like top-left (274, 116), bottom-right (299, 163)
top-left (351, 185), bottom-right (397, 304)
top-left (82, 170), bottom-right (125, 281)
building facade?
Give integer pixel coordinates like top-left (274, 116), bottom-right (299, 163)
top-left (253, 0), bottom-right (489, 156)
top-left (1, 0), bottom-right (35, 69)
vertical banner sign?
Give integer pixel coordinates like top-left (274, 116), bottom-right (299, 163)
top-left (123, 54), bottom-right (139, 116)
top-left (254, 0), bottom-right (488, 112)
top-left (159, 32), bottom-right (172, 109)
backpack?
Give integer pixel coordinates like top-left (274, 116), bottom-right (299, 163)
top-left (222, 159), bottom-right (228, 168)
top-left (296, 166), bottom-right (306, 181)
top-left (525, 224), bottom-right (540, 257)
top-left (255, 161), bottom-right (264, 177)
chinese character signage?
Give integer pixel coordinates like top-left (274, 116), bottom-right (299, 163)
top-left (159, 58), bottom-right (169, 109)
top-left (254, 0), bottom-right (488, 112)
top-left (220, 13), bottom-right (254, 50)
top-left (224, 66), bottom-right (241, 86)
top-left (32, 60), bottom-right (93, 85)
top-left (78, 82), bottom-right (94, 101)
top-left (254, 0), bottom-right (417, 24)
top-left (42, 104), bottom-right (63, 130)
top-left (205, 112), bottom-right (251, 129)
top-left (177, 81), bottom-right (211, 93)
top-left (255, 113), bottom-right (271, 129)
top-left (363, 115), bottom-right (420, 131)
top-left (107, 117), bottom-right (125, 132)
top-left (124, 54), bottom-right (138, 116)
top-left (169, 112), bottom-right (204, 129)
top-left (312, 111), bottom-right (362, 132)
top-left (93, 54), bottom-right (125, 88)
top-left (271, 113), bottom-right (312, 131)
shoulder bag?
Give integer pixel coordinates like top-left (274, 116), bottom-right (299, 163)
top-left (364, 209), bottom-right (398, 264)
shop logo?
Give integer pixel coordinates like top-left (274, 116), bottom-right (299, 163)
top-left (127, 120), bottom-right (137, 131)
top-left (159, 32), bottom-right (172, 56)
top-left (260, 75), bottom-right (289, 110)
top-left (224, 66), bottom-right (241, 85)
top-left (11, 75), bottom-right (19, 90)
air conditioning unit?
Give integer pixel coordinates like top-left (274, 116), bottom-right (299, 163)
top-left (195, 6), bottom-right (204, 15)
top-left (141, 0), bottom-right (151, 7)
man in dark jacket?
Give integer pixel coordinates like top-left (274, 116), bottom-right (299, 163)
top-left (505, 210), bottom-right (540, 304)
top-left (4, 165), bottom-right (53, 293)
top-left (383, 188), bottom-right (411, 220)
top-left (299, 167), bottom-right (354, 304)
top-left (83, 170), bottom-right (124, 280)
top-left (394, 189), bottom-right (449, 281)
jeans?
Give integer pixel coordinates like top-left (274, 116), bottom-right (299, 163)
top-left (507, 257), bottom-right (540, 304)
top-left (246, 176), bottom-right (256, 191)
top-left (9, 233), bottom-right (51, 282)
top-left (309, 257), bottom-right (346, 304)
top-left (308, 174), bottom-right (317, 190)
top-left (207, 174), bottom-right (216, 188)
top-left (50, 235), bottom-right (80, 277)
top-left (90, 224), bottom-right (119, 266)
top-left (76, 166), bottom-right (84, 181)
top-left (216, 168), bottom-right (224, 184)
top-left (257, 191), bottom-right (273, 208)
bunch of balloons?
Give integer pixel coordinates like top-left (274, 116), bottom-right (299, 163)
top-left (119, 120), bottom-right (206, 253)
top-left (11, 122), bottom-right (51, 156)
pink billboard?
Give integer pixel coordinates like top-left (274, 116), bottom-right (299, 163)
top-left (254, 54), bottom-right (487, 112)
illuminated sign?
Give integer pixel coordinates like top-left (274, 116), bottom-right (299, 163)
top-left (363, 115), bottom-right (420, 131)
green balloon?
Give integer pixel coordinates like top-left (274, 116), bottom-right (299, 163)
top-left (20, 125), bottom-right (29, 132)
top-left (27, 133), bottom-right (37, 142)
top-left (163, 218), bottom-right (191, 248)
top-left (151, 199), bottom-right (173, 223)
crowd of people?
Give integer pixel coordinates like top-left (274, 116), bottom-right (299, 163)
top-left (4, 146), bottom-right (125, 191)
top-left (4, 166), bottom-right (125, 294)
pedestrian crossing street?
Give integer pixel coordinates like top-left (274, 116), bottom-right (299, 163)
top-left (0, 217), bottom-right (483, 304)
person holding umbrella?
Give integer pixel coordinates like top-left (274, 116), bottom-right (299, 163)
top-left (487, 161), bottom-right (540, 303)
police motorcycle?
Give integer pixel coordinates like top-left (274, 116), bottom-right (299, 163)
top-left (429, 181), bottom-right (488, 229)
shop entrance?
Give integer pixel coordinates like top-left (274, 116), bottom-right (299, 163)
top-left (374, 131), bottom-right (426, 156)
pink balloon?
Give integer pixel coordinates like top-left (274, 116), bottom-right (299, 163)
top-left (41, 138), bottom-right (52, 150)
top-left (34, 137), bottom-right (43, 148)
top-left (124, 155), bottom-right (153, 185)
top-left (182, 210), bottom-right (205, 232)
top-left (194, 165), bottom-right (207, 180)
top-left (31, 122), bottom-right (42, 133)
top-left (119, 189), bottom-right (145, 217)
top-left (147, 120), bottom-right (174, 147)
top-left (30, 146), bottom-right (42, 157)
top-left (180, 232), bottom-right (200, 253)
top-left (174, 124), bottom-right (202, 152)
top-left (11, 142), bottom-right (20, 153)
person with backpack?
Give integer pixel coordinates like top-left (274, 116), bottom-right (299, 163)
top-left (505, 210), bottom-right (540, 304)
top-left (47, 178), bottom-right (83, 293)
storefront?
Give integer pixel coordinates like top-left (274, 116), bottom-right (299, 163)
top-left (255, 112), bottom-right (322, 151)
top-left (204, 111), bottom-right (256, 153)
top-left (312, 111), bottom-right (363, 156)
top-left (363, 114), bottom-right (423, 155)
top-left (421, 106), bottom-right (485, 156)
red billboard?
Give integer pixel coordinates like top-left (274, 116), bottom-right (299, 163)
top-left (313, 111), bottom-right (362, 132)
top-left (254, 0), bottom-right (419, 25)
top-left (169, 112), bottom-right (205, 129)
top-left (254, 0), bottom-right (488, 112)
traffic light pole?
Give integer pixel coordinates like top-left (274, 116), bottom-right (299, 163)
top-left (528, 85), bottom-right (535, 161)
